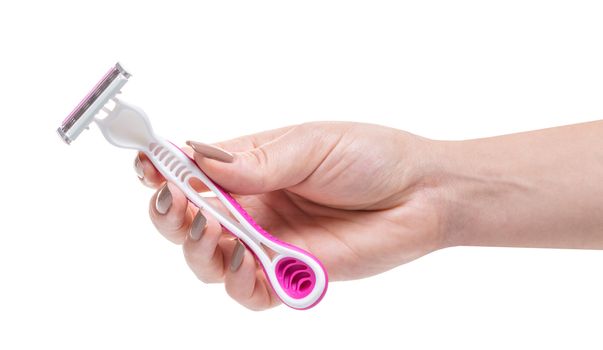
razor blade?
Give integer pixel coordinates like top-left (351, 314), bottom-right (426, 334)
top-left (57, 63), bottom-right (131, 144)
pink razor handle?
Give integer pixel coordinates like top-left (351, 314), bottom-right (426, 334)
top-left (142, 138), bottom-right (329, 309)
top-left (215, 183), bottom-right (327, 301)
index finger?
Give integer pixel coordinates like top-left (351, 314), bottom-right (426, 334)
top-left (210, 125), bottom-right (297, 152)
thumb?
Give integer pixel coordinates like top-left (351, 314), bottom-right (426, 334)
top-left (188, 124), bottom-right (339, 195)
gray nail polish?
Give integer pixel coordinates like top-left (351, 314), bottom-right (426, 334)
top-left (155, 184), bottom-right (172, 215)
top-left (134, 155), bottom-right (144, 179)
top-left (189, 211), bottom-right (207, 241)
top-left (186, 141), bottom-right (234, 163)
top-left (230, 240), bottom-right (245, 272)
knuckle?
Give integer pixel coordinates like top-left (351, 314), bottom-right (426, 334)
top-left (247, 304), bottom-right (269, 312)
top-left (194, 271), bottom-right (213, 284)
top-left (245, 148), bottom-right (269, 189)
top-left (149, 211), bottom-right (186, 243)
top-left (164, 212), bottom-right (186, 230)
top-left (182, 242), bottom-right (197, 264)
top-left (194, 267), bottom-right (222, 284)
top-left (182, 243), bottom-right (220, 284)
top-left (249, 146), bottom-right (269, 167)
top-left (224, 282), bottom-right (247, 301)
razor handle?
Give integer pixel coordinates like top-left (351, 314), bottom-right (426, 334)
top-left (144, 138), bottom-right (328, 309)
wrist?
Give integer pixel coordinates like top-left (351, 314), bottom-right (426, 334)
top-left (421, 138), bottom-right (529, 248)
top-left (414, 121), bottom-right (603, 251)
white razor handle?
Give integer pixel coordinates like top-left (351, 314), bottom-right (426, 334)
top-left (96, 100), bottom-right (328, 310)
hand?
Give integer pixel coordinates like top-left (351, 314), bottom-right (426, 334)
top-left (135, 120), bottom-right (603, 310)
top-left (134, 122), bottom-right (448, 310)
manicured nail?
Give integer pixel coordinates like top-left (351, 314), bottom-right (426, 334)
top-left (155, 184), bottom-right (172, 215)
top-left (230, 240), bottom-right (245, 272)
top-left (134, 154), bottom-right (144, 180)
top-left (189, 211), bottom-right (207, 241)
top-left (186, 141), bottom-right (234, 163)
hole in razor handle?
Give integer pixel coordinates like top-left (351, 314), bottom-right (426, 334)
top-left (260, 242), bottom-right (277, 260)
top-left (275, 257), bottom-right (317, 299)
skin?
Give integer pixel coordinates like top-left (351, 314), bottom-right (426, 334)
top-left (136, 120), bottom-right (603, 310)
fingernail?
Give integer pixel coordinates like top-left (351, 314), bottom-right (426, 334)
top-left (230, 240), bottom-right (245, 272)
top-left (155, 184), bottom-right (172, 215)
top-left (189, 211), bottom-right (207, 241)
top-left (186, 141), bottom-right (234, 163)
top-left (134, 154), bottom-right (144, 180)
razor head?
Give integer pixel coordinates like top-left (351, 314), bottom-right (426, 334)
top-left (57, 63), bottom-right (131, 144)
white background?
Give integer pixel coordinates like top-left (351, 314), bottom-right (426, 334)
top-left (1, 1), bottom-right (602, 349)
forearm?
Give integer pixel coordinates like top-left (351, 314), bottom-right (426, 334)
top-left (433, 120), bottom-right (603, 249)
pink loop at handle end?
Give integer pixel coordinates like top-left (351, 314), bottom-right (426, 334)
top-left (275, 257), bottom-right (317, 299)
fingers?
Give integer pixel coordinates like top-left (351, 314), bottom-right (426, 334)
top-left (148, 185), bottom-right (279, 310)
top-left (223, 240), bottom-right (280, 310)
top-left (186, 141), bottom-right (234, 163)
top-left (182, 210), bottom-right (280, 310)
top-left (135, 125), bottom-right (297, 189)
top-left (135, 152), bottom-right (165, 188)
top-left (135, 124), bottom-right (301, 192)
top-left (211, 125), bottom-right (297, 152)
top-left (189, 123), bottom-right (341, 195)
top-left (182, 210), bottom-right (230, 283)
top-left (148, 182), bottom-right (193, 244)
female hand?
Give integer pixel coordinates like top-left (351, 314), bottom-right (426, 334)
top-left (135, 122), bottom-right (447, 310)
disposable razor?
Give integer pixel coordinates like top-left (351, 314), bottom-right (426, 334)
top-left (57, 63), bottom-right (328, 309)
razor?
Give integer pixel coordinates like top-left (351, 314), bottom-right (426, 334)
top-left (57, 63), bottom-right (328, 309)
